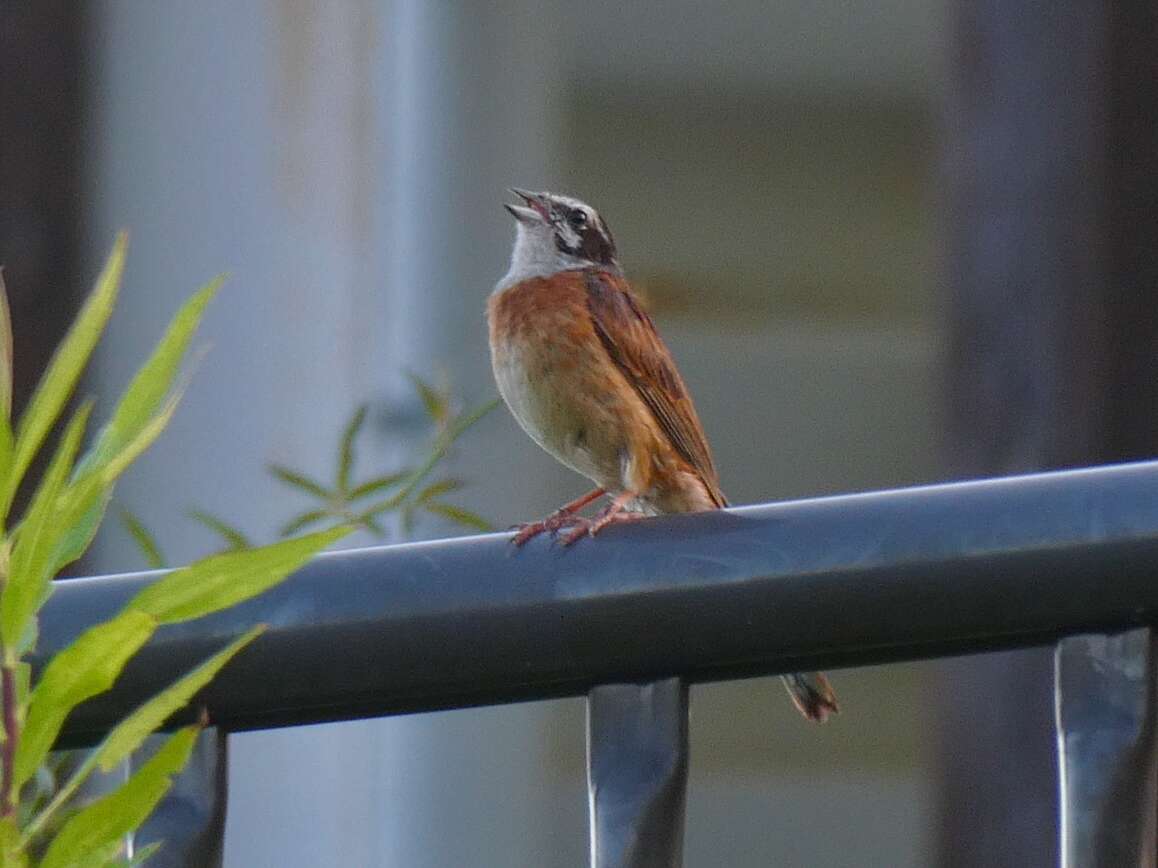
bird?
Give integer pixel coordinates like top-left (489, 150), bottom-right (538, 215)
top-left (487, 188), bottom-right (839, 723)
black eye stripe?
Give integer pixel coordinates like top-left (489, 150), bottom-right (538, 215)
top-left (549, 201), bottom-right (618, 266)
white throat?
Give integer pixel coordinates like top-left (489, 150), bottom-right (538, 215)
top-left (493, 220), bottom-right (591, 292)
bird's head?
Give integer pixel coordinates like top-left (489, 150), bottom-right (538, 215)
top-left (500, 189), bottom-right (620, 286)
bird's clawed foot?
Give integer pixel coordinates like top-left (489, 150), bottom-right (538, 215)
top-left (510, 488), bottom-right (605, 546)
top-left (511, 512), bottom-right (584, 546)
top-left (558, 493), bottom-right (641, 546)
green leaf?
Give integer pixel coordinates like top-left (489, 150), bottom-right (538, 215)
top-left (0, 418), bottom-right (12, 516)
top-left (15, 613), bottom-right (38, 658)
top-left (38, 724), bottom-right (200, 868)
top-left (16, 610), bottom-right (157, 789)
top-left (336, 405), bottom-right (367, 494)
top-left (4, 234), bottom-right (126, 518)
top-left (45, 488), bottom-right (111, 581)
top-left (268, 464), bottom-right (330, 501)
top-left (346, 470), bottom-right (410, 502)
top-left (424, 501), bottom-right (492, 532)
top-left (45, 391), bottom-right (183, 579)
top-left (407, 372), bottom-right (449, 427)
top-left (0, 267), bottom-right (13, 425)
top-left (188, 509), bottom-right (252, 551)
top-left (118, 507), bottom-right (167, 570)
top-left (416, 478), bottom-right (461, 504)
top-left (80, 277), bottom-right (221, 476)
top-left (0, 815), bottom-right (27, 868)
top-left (128, 526), bottom-right (348, 624)
top-left (98, 626), bottom-right (264, 771)
top-left (277, 509), bottom-right (330, 538)
top-left (1, 402), bottom-right (92, 648)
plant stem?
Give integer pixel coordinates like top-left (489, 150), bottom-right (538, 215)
top-left (0, 660), bottom-right (17, 817)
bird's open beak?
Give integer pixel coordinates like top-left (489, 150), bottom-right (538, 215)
top-left (505, 188), bottom-right (548, 224)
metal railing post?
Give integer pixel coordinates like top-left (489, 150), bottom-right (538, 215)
top-left (587, 678), bottom-right (689, 868)
top-left (1055, 628), bottom-right (1157, 867)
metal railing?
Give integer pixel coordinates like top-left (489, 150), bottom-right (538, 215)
top-left (39, 459), bottom-right (1158, 866)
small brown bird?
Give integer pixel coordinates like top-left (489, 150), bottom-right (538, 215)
top-left (487, 189), bottom-right (838, 723)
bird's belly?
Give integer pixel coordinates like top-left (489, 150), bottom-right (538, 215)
top-left (491, 338), bottom-right (623, 487)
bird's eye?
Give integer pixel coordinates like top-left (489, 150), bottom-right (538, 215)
top-left (568, 210), bottom-right (588, 229)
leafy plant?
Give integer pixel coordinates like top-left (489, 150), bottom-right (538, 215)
top-left (0, 237), bottom-right (349, 865)
top-left (269, 384), bottom-right (495, 541)
top-left (122, 379), bottom-right (496, 565)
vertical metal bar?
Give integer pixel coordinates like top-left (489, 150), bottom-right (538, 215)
top-left (587, 678), bottom-right (689, 868)
top-left (1055, 629), bottom-right (1157, 868)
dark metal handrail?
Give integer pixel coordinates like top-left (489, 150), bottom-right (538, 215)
top-left (37, 459), bottom-right (1158, 867)
top-left (42, 459), bottom-right (1158, 742)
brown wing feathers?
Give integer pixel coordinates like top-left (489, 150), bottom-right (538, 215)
top-left (583, 270), bottom-right (728, 507)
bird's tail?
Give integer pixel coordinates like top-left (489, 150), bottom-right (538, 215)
top-left (782, 671), bottom-right (839, 723)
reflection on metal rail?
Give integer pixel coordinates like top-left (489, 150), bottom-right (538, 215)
top-left (40, 460), bottom-right (1158, 867)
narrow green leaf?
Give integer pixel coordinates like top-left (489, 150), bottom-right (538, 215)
top-left (14, 661), bottom-right (30, 708)
top-left (416, 478), bottom-right (461, 504)
top-left (1, 402), bottom-right (93, 648)
top-left (0, 417), bottom-right (12, 516)
top-left (38, 724), bottom-right (200, 868)
top-left (56, 839), bottom-right (123, 868)
top-left (0, 267), bottom-right (13, 424)
top-left (188, 509), bottom-right (252, 551)
top-left (336, 405), bottom-right (367, 494)
top-left (16, 610), bottom-right (157, 788)
top-left (45, 391), bottom-right (182, 579)
top-left (277, 509), bottom-right (330, 538)
top-left (80, 277), bottom-right (221, 475)
top-left (15, 611), bottom-right (38, 658)
top-left (118, 507), bottom-right (167, 570)
top-left (347, 470), bottom-right (410, 502)
top-left (268, 464), bottom-right (330, 500)
top-left (5, 234), bottom-right (126, 517)
top-left (407, 372), bottom-right (449, 426)
top-left (128, 526), bottom-right (348, 624)
top-left (424, 501), bottom-right (493, 532)
top-left (98, 626), bottom-right (264, 771)
top-left (0, 815), bottom-right (27, 868)
top-left (45, 488), bottom-right (111, 580)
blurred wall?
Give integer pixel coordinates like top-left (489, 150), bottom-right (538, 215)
top-left (84, 2), bottom-right (946, 866)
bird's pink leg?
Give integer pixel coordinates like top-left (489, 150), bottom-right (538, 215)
top-left (511, 488), bottom-right (605, 546)
top-left (559, 492), bottom-right (642, 546)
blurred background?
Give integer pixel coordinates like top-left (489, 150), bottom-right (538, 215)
top-left (3, 1), bottom-right (1156, 866)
